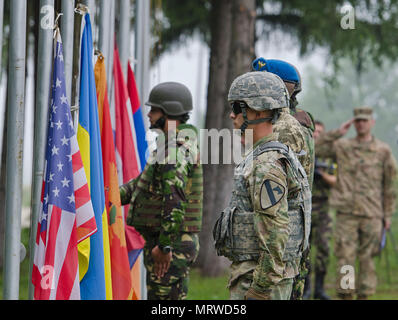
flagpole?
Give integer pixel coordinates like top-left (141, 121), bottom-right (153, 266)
top-left (135, 0), bottom-right (150, 131)
top-left (60, 0), bottom-right (75, 106)
top-left (135, 0), bottom-right (151, 300)
top-left (28, 0), bottom-right (55, 300)
top-left (118, 0), bottom-right (130, 78)
top-left (99, 0), bottom-right (111, 88)
top-left (3, 0), bottom-right (27, 300)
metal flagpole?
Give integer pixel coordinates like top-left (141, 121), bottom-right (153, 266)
top-left (118, 0), bottom-right (130, 77)
top-left (135, 0), bottom-right (150, 130)
top-left (28, 0), bottom-right (55, 300)
top-left (107, 0), bottom-right (115, 95)
top-left (99, 0), bottom-right (111, 89)
top-left (0, 0), bottom-right (5, 165)
top-left (135, 0), bottom-right (151, 300)
top-left (61, 0), bottom-right (75, 107)
top-left (3, 0), bottom-right (27, 300)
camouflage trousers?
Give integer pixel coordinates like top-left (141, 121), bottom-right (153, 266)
top-left (143, 233), bottom-right (200, 300)
top-left (335, 212), bottom-right (382, 297)
top-left (289, 201), bottom-right (332, 300)
top-left (228, 261), bottom-right (293, 300)
top-left (289, 248), bottom-right (310, 300)
top-left (310, 199), bottom-right (332, 274)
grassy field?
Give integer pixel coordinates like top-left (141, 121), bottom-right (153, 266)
top-left (1, 202), bottom-right (398, 300)
top-left (186, 209), bottom-right (398, 300)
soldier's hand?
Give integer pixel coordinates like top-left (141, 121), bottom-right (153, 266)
top-left (384, 218), bottom-right (391, 231)
top-left (339, 119), bottom-right (354, 136)
top-left (151, 246), bottom-right (172, 279)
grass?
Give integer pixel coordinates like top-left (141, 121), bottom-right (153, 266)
top-left (187, 268), bottom-right (229, 300)
top-left (186, 209), bottom-right (398, 300)
top-left (2, 187), bottom-right (398, 300)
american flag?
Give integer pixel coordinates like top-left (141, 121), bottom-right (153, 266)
top-left (32, 30), bottom-right (97, 300)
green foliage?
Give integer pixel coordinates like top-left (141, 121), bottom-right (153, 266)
top-left (256, 0), bottom-right (398, 68)
top-left (157, 0), bottom-right (398, 72)
top-left (151, 0), bottom-right (211, 60)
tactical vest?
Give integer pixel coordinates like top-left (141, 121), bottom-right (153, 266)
top-left (130, 150), bottom-right (203, 234)
top-left (213, 141), bottom-right (311, 263)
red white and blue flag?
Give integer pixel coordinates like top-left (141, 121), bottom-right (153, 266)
top-left (32, 30), bottom-right (97, 300)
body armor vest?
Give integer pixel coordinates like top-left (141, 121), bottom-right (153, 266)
top-left (130, 148), bottom-right (203, 234)
top-left (213, 141), bottom-right (311, 263)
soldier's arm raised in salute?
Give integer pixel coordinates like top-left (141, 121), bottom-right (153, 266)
top-left (315, 119), bottom-right (353, 158)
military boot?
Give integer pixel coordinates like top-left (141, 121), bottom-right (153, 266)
top-left (313, 272), bottom-right (331, 300)
top-left (302, 274), bottom-right (311, 300)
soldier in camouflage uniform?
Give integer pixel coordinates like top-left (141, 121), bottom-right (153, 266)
top-left (213, 71), bottom-right (311, 300)
top-left (252, 58), bottom-right (315, 299)
top-left (316, 107), bottom-right (397, 300)
top-left (303, 120), bottom-right (336, 300)
top-left (120, 82), bottom-right (203, 300)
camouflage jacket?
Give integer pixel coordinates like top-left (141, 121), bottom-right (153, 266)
top-left (291, 107), bottom-right (315, 189)
top-left (233, 134), bottom-right (302, 290)
top-left (120, 123), bottom-right (203, 248)
top-left (274, 108), bottom-right (315, 190)
top-left (316, 129), bottom-right (397, 221)
top-left (312, 157), bottom-right (337, 202)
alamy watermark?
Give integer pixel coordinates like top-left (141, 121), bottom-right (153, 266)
top-left (340, 4), bottom-right (355, 30)
top-left (340, 265), bottom-right (355, 290)
top-left (145, 121), bottom-right (254, 167)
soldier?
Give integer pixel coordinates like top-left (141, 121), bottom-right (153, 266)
top-left (252, 58), bottom-right (315, 299)
top-left (303, 120), bottom-right (337, 300)
top-left (316, 107), bottom-right (397, 300)
top-left (120, 82), bottom-right (203, 300)
top-left (213, 71), bottom-right (311, 300)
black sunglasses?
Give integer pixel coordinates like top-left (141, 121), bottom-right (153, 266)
top-left (231, 101), bottom-right (246, 115)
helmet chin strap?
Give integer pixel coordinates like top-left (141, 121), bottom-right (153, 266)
top-left (150, 116), bottom-right (167, 130)
top-left (239, 106), bottom-right (274, 134)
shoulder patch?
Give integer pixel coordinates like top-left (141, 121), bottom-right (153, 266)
top-left (293, 109), bottom-right (314, 131)
top-left (260, 179), bottom-right (285, 210)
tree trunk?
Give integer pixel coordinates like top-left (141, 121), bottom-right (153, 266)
top-left (197, 0), bottom-right (256, 277)
top-left (196, 0), bottom-right (233, 276)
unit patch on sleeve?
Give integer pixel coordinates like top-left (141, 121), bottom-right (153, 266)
top-left (260, 179), bottom-right (285, 210)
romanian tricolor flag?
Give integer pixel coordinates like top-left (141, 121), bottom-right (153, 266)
top-left (113, 44), bottom-right (146, 299)
top-left (94, 53), bottom-right (134, 300)
top-left (77, 13), bottom-right (112, 300)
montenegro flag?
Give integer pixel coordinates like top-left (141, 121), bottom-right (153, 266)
top-left (94, 53), bottom-right (134, 300)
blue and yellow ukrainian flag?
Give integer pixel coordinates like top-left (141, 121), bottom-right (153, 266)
top-left (77, 13), bottom-right (112, 300)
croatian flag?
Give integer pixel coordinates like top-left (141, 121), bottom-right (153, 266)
top-left (127, 62), bottom-right (148, 169)
top-left (32, 30), bottom-right (97, 300)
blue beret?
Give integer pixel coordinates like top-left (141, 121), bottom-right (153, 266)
top-left (252, 58), bottom-right (300, 84)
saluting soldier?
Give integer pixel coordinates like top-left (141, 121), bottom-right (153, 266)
top-left (316, 107), bottom-right (397, 300)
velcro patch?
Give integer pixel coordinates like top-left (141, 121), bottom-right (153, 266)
top-left (260, 179), bottom-right (285, 210)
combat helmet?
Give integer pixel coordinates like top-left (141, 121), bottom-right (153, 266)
top-left (146, 81), bottom-right (192, 129)
top-left (252, 58), bottom-right (302, 96)
top-left (228, 71), bottom-right (289, 132)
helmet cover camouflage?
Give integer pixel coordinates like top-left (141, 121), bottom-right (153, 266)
top-left (228, 71), bottom-right (289, 111)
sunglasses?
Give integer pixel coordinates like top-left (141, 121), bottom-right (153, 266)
top-left (231, 101), bottom-right (246, 115)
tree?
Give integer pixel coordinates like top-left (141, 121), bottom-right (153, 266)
top-left (195, 0), bottom-right (256, 277)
